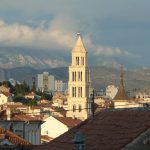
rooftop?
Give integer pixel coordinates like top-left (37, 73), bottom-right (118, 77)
top-left (55, 117), bottom-right (81, 128)
top-left (32, 109), bottom-right (150, 150)
top-left (0, 126), bottom-right (31, 146)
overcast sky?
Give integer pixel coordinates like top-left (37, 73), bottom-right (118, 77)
top-left (0, 0), bottom-right (150, 68)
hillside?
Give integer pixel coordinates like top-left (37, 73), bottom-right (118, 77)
top-left (1, 66), bottom-right (150, 90)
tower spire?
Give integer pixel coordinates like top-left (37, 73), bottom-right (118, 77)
top-left (113, 66), bottom-right (129, 100)
top-left (72, 33), bottom-right (86, 52)
top-left (120, 66), bottom-right (124, 87)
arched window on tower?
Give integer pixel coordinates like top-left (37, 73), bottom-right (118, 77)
top-left (81, 87), bottom-right (82, 97)
top-left (79, 105), bottom-right (82, 112)
top-left (78, 71), bottom-right (80, 81)
top-left (72, 87), bottom-right (76, 97)
top-left (78, 87), bottom-right (81, 97)
top-left (76, 57), bottom-right (78, 65)
top-left (81, 72), bottom-right (82, 81)
top-left (78, 57), bottom-right (79, 65)
top-left (72, 72), bottom-right (74, 81)
top-left (75, 72), bottom-right (76, 81)
top-left (75, 87), bottom-right (76, 97)
top-left (73, 105), bottom-right (76, 112)
top-left (81, 57), bottom-right (84, 65)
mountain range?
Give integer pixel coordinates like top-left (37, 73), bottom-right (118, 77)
top-left (0, 46), bottom-right (142, 69)
top-left (0, 46), bottom-right (149, 90)
top-left (0, 66), bottom-right (150, 91)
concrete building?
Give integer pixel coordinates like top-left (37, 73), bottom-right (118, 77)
top-left (106, 85), bottom-right (118, 99)
top-left (67, 34), bottom-right (91, 120)
top-left (37, 72), bottom-right (55, 92)
top-left (55, 80), bottom-right (68, 92)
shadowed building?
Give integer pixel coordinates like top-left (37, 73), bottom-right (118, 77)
top-left (113, 67), bottom-right (142, 108)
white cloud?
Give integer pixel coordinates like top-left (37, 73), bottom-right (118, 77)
top-left (0, 16), bottom-right (133, 58)
top-left (0, 15), bottom-right (77, 50)
top-left (82, 35), bottom-right (131, 57)
top-left (93, 46), bottom-right (130, 57)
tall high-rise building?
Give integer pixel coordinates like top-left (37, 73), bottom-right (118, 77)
top-left (37, 72), bottom-right (55, 92)
top-left (66, 33), bottom-right (91, 120)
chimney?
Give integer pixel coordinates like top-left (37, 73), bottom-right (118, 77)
top-left (6, 108), bottom-right (11, 120)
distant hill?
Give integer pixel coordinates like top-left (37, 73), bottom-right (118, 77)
top-left (1, 66), bottom-right (150, 90)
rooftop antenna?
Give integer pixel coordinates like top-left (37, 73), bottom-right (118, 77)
top-left (120, 65), bottom-right (124, 87)
top-left (32, 76), bottom-right (36, 92)
top-left (92, 89), bottom-right (95, 117)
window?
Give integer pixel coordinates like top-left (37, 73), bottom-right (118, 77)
top-left (76, 57), bottom-right (79, 65)
top-left (73, 105), bottom-right (76, 112)
top-left (72, 87), bottom-right (77, 97)
top-left (78, 87), bottom-right (81, 97)
top-left (81, 72), bottom-right (82, 81)
top-left (79, 105), bottom-right (82, 112)
top-left (72, 87), bottom-right (74, 97)
top-left (83, 57), bottom-right (84, 65)
top-left (75, 72), bottom-right (76, 81)
top-left (76, 57), bottom-right (77, 65)
top-left (72, 72), bottom-right (74, 81)
top-left (78, 87), bottom-right (83, 97)
top-left (81, 57), bottom-right (84, 65)
top-left (78, 72), bottom-right (80, 81)
top-left (75, 87), bottom-right (76, 97)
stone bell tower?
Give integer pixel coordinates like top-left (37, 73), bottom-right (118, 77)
top-left (67, 33), bottom-right (91, 120)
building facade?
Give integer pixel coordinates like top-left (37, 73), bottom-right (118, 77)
top-left (55, 80), bottom-right (68, 92)
top-left (37, 72), bottom-right (55, 92)
top-left (106, 85), bottom-right (118, 99)
top-left (66, 34), bottom-right (91, 120)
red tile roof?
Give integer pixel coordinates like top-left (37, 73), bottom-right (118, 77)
top-left (55, 117), bottom-right (81, 128)
top-left (12, 114), bottom-right (43, 121)
top-left (0, 92), bottom-right (11, 97)
top-left (0, 126), bottom-right (31, 145)
top-left (41, 135), bottom-right (53, 142)
top-left (32, 109), bottom-right (150, 150)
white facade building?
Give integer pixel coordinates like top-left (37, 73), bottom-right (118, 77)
top-left (0, 93), bottom-right (12, 105)
top-left (41, 116), bottom-right (81, 139)
top-left (67, 34), bottom-right (91, 120)
top-left (135, 91), bottom-right (149, 99)
top-left (113, 100), bottom-right (143, 109)
top-left (37, 72), bottom-right (55, 92)
top-left (106, 85), bottom-right (118, 99)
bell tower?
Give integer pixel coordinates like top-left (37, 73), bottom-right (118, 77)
top-left (67, 33), bottom-right (91, 120)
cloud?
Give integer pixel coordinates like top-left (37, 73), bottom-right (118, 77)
top-left (82, 35), bottom-right (131, 57)
top-left (0, 16), bottom-right (134, 59)
top-left (93, 46), bottom-right (130, 57)
top-left (0, 15), bottom-right (78, 50)
top-left (0, 15), bottom-right (140, 68)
